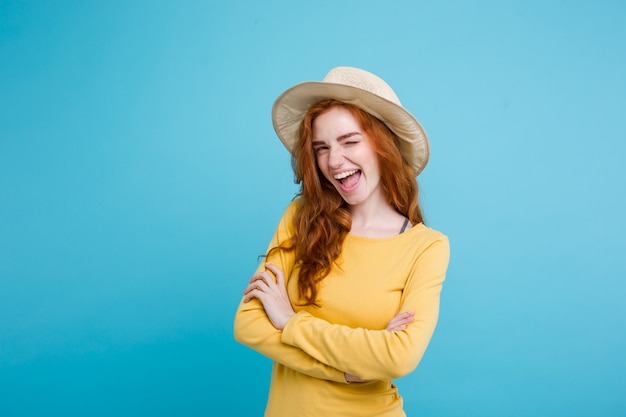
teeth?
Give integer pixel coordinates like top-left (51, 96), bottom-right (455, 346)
top-left (334, 169), bottom-right (358, 180)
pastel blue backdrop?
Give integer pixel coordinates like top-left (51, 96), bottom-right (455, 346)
top-left (1, 1), bottom-right (624, 416)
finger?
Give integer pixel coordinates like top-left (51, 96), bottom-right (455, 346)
top-left (265, 263), bottom-right (285, 286)
top-left (254, 269), bottom-right (279, 287)
top-left (398, 312), bottom-right (415, 326)
top-left (386, 311), bottom-right (415, 331)
top-left (249, 271), bottom-right (271, 284)
top-left (397, 310), bottom-right (414, 318)
top-left (243, 288), bottom-right (264, 303)
top-left (388, 311), bottom-right (413, 325)
top-left (388, 323), bottom-right (410, 331)
top-left (243, 279), bottom-right (271, 295)
top-left (244, 275), bottom-right (272, 296)
top-left (395, 311), bottom-right (414, 322)
top-left (247, 273), bottom-right (277, 294)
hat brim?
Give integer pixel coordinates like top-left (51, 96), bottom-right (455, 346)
top-left (272, 81), bottom-right (430, 176)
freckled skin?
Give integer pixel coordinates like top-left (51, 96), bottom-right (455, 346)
top-left (312, 107), bottom-right (384, 208)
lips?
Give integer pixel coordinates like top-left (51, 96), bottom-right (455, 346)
top-left (334, 169), bottom-right (359, 181)
top-left (334, 169), bottom-right (361, 192)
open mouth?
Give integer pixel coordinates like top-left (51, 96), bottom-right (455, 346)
top-left (333, 169), bottom-right (361, 190)
top-left (334, 169), bottom-right (359, 183)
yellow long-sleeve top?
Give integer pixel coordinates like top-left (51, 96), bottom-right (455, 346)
top-left (234, 201), bottom-right (450, 417)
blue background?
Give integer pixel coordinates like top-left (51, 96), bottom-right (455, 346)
top-left (1, 1), bottom-right (625, 415)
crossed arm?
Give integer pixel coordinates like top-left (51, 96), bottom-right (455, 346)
top-left (243, 262), bottom-right (415, 332)
top-left (235, 236), bottom-right (447, 382)
top-left (233, 203), bottom-right (448, 383)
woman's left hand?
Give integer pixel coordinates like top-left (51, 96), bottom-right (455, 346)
top-left (243, 262), bottom-right (295, 330)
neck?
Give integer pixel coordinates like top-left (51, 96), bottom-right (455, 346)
top-left (348, 195), bottom-right (405, 238)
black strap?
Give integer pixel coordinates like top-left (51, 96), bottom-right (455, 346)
top-left (399, 217), bottom-right (410, 234)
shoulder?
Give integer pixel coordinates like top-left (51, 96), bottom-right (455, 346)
top-left (279, 198), bottom-right (301, 224)
top-left (410, 223), bottom-right (448, 245)
top-left (273, 198), bottom-right (302, 238)
top-left (285, 198), bottom-right (301, 216)
top-left (403, 224), bottom-right (450, 260)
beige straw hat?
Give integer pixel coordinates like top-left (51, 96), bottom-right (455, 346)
top-left (272, 66), bottom-right (430, 176)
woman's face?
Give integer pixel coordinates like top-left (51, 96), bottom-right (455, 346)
top-left (312, 106), bottom-right (384, 208)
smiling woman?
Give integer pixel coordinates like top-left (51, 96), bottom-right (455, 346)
top-left (233, 67), bottom-right (450, 417)
top-left (313, 106), bottom-right (383, 207)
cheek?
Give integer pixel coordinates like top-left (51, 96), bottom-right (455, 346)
top-left (364, 149), bottom-right (380, 172)
top-left (315, 155), bottom-right (328, 174)
top-left (315, 157), bottom-right (335, 184)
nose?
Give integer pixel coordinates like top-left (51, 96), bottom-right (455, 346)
top-left (328, 146), bottom-right (345, 168)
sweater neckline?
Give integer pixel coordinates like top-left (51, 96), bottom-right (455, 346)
top-left (346, 222), bottom-right (425, 243)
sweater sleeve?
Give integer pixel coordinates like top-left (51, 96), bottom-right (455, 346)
top-left (233, 202), bottom-right (347, 383)
top-left (280, 236), bottom-right (450, 381)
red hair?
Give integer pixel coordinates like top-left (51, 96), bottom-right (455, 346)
top-left (271, 99), bottom-right (424, 306)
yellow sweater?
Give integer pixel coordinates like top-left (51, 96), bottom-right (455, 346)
top-left (234, 201), bottom-right (450, 417)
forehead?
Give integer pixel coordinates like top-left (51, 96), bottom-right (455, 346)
top-left (312, 106), bottom-right (362, 139)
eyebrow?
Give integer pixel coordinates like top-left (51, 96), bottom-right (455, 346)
top-left (312, 131), bottom-right (361, 147)
top-left (337, 132), bottom-right (361, 141)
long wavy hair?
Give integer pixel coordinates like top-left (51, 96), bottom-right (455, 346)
top-left (270, 99), bottom-right (424, 306)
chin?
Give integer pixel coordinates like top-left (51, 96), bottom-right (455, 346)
top-left (342, 196), bottom-right (365, 206)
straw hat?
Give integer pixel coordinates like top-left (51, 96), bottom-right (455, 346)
top-left (271, 66), bottom-right (430, 176)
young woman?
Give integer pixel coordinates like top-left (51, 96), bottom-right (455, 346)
top-left (234, 66), bottom-right (450, 417)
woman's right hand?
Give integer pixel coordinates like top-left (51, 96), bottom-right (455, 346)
top-left (243, 263), bottom-right (295, 330)
top-left (345, 310), bottom-right (415, 383)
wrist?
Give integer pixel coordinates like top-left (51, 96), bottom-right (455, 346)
top-left (276, 310), bottom-right (296, 330)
